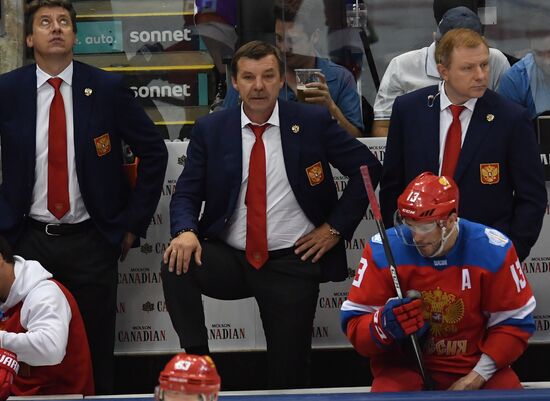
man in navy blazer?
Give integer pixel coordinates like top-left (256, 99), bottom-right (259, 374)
top-left (161, 41), bottom-right (381, 389)
top-left (0, 0), bottom-right (168, 394)
top-left (380, 28), bottom-right (547, 262)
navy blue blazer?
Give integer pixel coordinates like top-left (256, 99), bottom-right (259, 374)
top-left (170, 100), bottom-right (381, 282)
top-left (0, 61), bottom-right (168, 247)
top-left (380, 85), bottom-right (547, 261)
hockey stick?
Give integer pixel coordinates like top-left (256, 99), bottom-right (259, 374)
top-left (360, 165), bottom-right (432, 390)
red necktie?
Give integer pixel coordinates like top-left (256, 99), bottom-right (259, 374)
top-left (441, 104), bottom-right (465, 177)
top-left (245, 124), bottom-right (269, 269)
top-left (47, 77), bottom-right (70, 220)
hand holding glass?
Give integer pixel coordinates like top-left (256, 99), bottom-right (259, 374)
top-left (295, 69), bottom-right (321, 102)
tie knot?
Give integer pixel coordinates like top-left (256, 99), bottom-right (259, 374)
top-left (48, 77), bottom-right (63, 91)
top-left (249, 124), bottom-right (268, 139)
top-left (449, 104), bottom-right (465, 119)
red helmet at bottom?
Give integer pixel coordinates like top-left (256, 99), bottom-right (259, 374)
top-left (397, 172), bottom-right (459, 222)
top-left (155, 353), bottom-right (220, 401)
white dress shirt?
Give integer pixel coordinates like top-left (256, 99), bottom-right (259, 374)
top-left (30, 63), bottom-right (89, 223)
top-left (438, 81), bottom-right (478, 175)
top-left (221, 102), bottom-right (315, 251)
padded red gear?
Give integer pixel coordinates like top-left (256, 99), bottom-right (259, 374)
top-left (0, 348), bottom-right (18, 401)
top-left (370, 297), bottom-right (429, 348)
top-left (394, 299), bottom-right (425, 336)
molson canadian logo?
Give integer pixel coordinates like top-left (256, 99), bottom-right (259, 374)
top-left (118, 268), bottom-right (162, 285)
top-left (118, 326), bottom-right (166, 342)
top-left (142, 301), bottom-right (155, 312)
top-left (318, 292), bottom-right (348, 309)
top-left (534, 315), bottom-right (550, 331)
top-left (161, 180), bottom-right (178, 197)
top-left (208, 323), bottom-right (246, 340)
top-left (140, 243), bottom-right (153, 254)
top-left (177, 155), bottom-right (187, 166)
top-left (311, 326), bottom-right (329, 338)
top-left (150, 213), bottom-right (164, 225)
top-left (345, 237), bottom-right (367, 250)
top-left (523, 257), bottom-right (550, 274)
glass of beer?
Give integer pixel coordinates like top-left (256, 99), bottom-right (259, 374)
top-left (295, 69), bottom-right (321, 102)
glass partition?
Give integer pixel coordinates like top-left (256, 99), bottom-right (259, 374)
top-left (66, 0), bottom-right (550, 138)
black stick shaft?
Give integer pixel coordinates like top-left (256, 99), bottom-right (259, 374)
top-left (360, 165), bottom-right (431, 388)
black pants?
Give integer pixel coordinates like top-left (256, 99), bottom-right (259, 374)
top-left (161, 240), bottom-right (322, 389)
top-left (15, 223), bottom-right (119, 395)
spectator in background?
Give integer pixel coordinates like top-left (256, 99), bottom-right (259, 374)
top-left (194, 0), bottom-right (238, 111)
top-left (154, 353), bottom-right (220, 401)
top-left (223, 0), bottom-right (365, 137)
top-left (433, 0), bottom-right (478, 24)
top-left (379, 28), bottom-right (547, 262)
top-left (434, 0), bottom-right (519, 66)
top-left (161, 41), bottom-right (380, 389)
top-left (0, 235), bottom-right (94, 396)
top-left (0, 0), bottom-right (168, 393)
top-left (498, 27), bottom-right (550, 120)
top-left (342, 172), bottom-right (536, 391)
top-left (371, 5), bottom-right (510, 137)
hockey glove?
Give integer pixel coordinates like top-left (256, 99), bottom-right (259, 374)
top-left (370, 297), bottom-right (428, 348)
top-left (0, 348), bottom-right (18, 401)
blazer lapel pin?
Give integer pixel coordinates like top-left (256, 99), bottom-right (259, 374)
top-left (84, 88), bottom-right (93, 96)
top-left (486, 114), bottom-right (494, 122)
top-left (291, 124), bottom-right (300, 134)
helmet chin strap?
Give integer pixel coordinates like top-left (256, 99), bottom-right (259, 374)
top-left (417, 219), bottom-right (459, 258)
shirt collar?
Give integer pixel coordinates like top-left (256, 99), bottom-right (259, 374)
top-left (426, 42), bottom-right (440, 79)
top-left (439, 80), bottom-right (478, 112)
top-left (36, 61), bottom-right (74, 89)
top-left (240, 101), bottom-right (280, 129)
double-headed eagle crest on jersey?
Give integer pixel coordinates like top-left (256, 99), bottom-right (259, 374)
top-left (422, 287), bottom-right (464, 337)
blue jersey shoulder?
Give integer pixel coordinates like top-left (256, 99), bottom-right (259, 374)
top-left (368, 219), bottom-right (513, 273)
top-left (458, 219), bottom-right (513, 272)
top-left (369, 229), bottom-right (426, 268)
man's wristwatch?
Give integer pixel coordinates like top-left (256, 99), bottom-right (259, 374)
top-left (328, 225), bottom-right (341, 236)
top-left (173, 228), bottom-right (198, 239)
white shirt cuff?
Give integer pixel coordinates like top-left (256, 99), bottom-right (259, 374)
top-left (473, 353), bottom-right (498, 381)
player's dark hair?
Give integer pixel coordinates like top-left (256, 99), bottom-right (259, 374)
top-left (25, 0), bottom-right (78, 36)
top-left (0, 236), bottom-right (15, 264)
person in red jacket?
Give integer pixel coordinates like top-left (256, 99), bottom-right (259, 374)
top-left (0, 235), bottom-right (94, 396)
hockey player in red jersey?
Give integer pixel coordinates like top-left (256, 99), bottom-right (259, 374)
top-left (341, 172), bottom-right (536, 391)
top-left (155, 353), bottom-right (220, 401)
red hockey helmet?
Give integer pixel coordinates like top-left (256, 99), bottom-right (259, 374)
top-left (397, 172), bottom-right (459, 222)
top-left (156, 354), bottom-right (220, 401)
